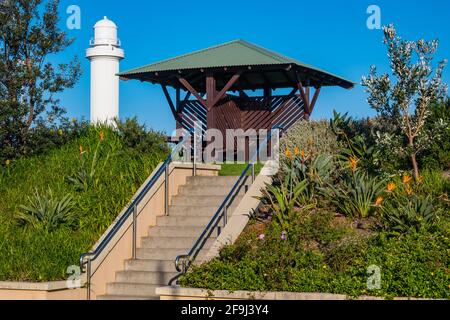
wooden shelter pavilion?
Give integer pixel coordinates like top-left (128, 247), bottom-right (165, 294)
top-left (119, 40), bottom-right (353, 152)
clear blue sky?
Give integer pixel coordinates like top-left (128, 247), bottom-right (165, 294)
top-left (56, 0), bottom-right (450, 134)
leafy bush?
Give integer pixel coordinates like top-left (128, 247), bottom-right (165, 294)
top-left (16, 189), bottom-right (76, 232)
top-left (280, 120), bottom-right (341, 161)
top-left (324, 172), bottom-right (385, 218)
top-left (330, 111), bottom-right (384, 175)
top-left (115, 117), bottom-right (169, 156)
top-left (1, 119), bottom-right (89, 166)
top-left (382, 194), bottom-right (440, 234)
top-left (419, 99), bottom-right (450, 170)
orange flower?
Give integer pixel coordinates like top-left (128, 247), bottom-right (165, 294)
top-left (406, 187), bottom-right (413, 195)
top-left (403, 174), bottom-right (412, 184)
top-left (99, 131), bottom-right (105, 141)
top-left (374, 196), bottom-right (384, 206)
top-left (301, 150), bottom-right (306, 159)
top-left (294, 147), bottom-right (300, 156)
top-left (349, 156), bottom-right (359, 172)
top-left (387, 182), bottom-right (396, 193)
top-left (285, 149), bottom-right (292, 159)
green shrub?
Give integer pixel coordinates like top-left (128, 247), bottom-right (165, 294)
top-left (382, 194), bottom-right (440, 234)
top-left (330, 111), bottom-right (385, 174)
top-left (324, 172), bottom-right (385, 218)
top-left (115, 117), bottom-right (169, 156)
top-left (419, 99), bottom-right (450, 171)
top-left (418, 169), bottom-right (450, 202)
top-left (1, 118), bottom-right (89, 166)
top-left (280, 120), bottom-right (341, 161)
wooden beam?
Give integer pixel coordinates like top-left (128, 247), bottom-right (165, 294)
top-left (178, 77), bottom-right (208, 109)
top-left (161, 85), bottom-right (180, 121)
top-left (297, 80), bottom-right (311, 115)
top-left (309, 86), bottom-right (322, 114)
top-left (306, 86), bottom-right (310, 105)
top-left (211, 73), bottom-right (241, 107)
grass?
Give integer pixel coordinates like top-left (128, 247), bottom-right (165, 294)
top-left (219, 163), bottom-right (265, 176)
top-left (0, 125), bottom-right (168, 281)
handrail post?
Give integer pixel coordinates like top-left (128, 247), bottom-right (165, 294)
top-left (223, 206), bottom-right (227, 226)
top-left (86, 257), bottom-right (92, 301)
top-left (132, 206), bottom-right (137, 259)
top-left (165, 164), bottom-right (170, 216)
top-left (193, 131), bottom-right (197, 177)
top-left (252, 163), bottom-right (256, 183)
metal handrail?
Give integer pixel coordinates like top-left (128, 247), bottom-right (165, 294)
top-left (79, 129), bottom-right (193, 299)
top-left (171, 126), bottom-right (282, 283)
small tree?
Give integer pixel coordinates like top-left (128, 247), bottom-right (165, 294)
top-left (362, 25), bottom-right (447, 180)
top-left (0, 0), bottom-right (81, 161)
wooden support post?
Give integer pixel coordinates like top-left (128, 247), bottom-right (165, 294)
top-left (161, 85), bottom-right (182, 124)
top-left (175, 87), bottom-right (182, 130)
top-left (309, 86), bottom-right (322, 115)
top-left (206, 74), bottom-right (216, 110)
top-left (206, 75), bottom-right (216, 130)
top-left (297, 80), bottom-right (311, 119)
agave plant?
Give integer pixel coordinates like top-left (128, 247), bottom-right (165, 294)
top-left (382, 195), bottom-right (440, 233)
top-left (16, 189), bottom-right (76, 232)
top-left (292, 153), bottom-right (335, 204)
top-left (324, 172), bottom-right (385, 218)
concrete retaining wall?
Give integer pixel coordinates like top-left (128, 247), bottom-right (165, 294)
top-left (156, 286), bottom-right (429, 301)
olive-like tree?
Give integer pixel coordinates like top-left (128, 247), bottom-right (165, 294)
top-left (0, 0), bottom-right (81, 160)
top-left (362, 25), bottom-right (447, 180)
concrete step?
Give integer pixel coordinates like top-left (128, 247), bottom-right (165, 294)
top-left (156, 215), bottom-right (222, 227)
top-left (169, 205), bottom-right (237, 216)
top-left (116, 270), bottom-right (177, 284)
top-left (140, 236), bottom-right (215, 249)
top-left (148, 226), bottom-right (213, 238)
top-left (186, 176), bottom-right (242, 186)
top-left (106, 283), bottom-right (159, 297)
top-left (178, 185), bottom-right (247, 196)
top-left (97, 295), bottom-right (158, 300)
top-left (171, 195), bottom-right (226, 206)
top-left (172, 195), bottom-right (244, 206)
top-left (125, 259), bottom-right (177, 273)
top-left (136, 247), bottom-right (208, 260)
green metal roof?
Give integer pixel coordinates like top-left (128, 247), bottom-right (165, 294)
top-left (119, 40), bottom-right (354, 90)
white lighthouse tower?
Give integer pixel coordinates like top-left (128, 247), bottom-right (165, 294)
top-left (86, 17), bottom-right (124, 125)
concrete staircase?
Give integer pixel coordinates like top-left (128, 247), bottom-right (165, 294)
top-left (97, 175), bottom-right (249, 300)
